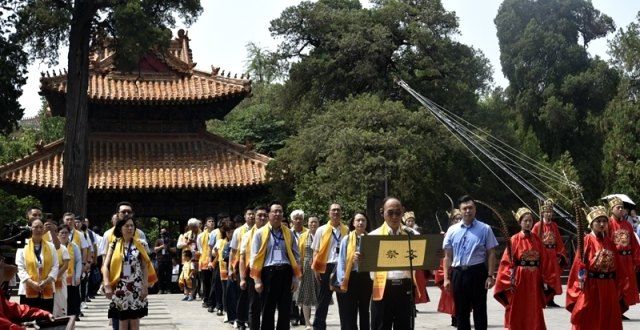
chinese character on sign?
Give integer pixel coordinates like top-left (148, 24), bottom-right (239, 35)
top-left (405, 249), bottom-right (417, 260)
top-left (386, 250), bottom-right (399, 259)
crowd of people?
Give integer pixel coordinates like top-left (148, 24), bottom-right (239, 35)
top-left (3, 193), bottom-right (640, 330)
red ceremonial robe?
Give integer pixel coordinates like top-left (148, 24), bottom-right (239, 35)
top-left (494, 231), bottom-right (556, 330)
top-left (434, 258), bottom-right (455, 315)
top-left (532, 220), bottom-right (565, 302)
top-left (608, 216), bottom-right (640, 308)
top-left (0, 289), bottom-right (52, 330)
top-left (566, 233), bottom-right (623, 330)
top-left (414, 270), bottom-right (430, 304)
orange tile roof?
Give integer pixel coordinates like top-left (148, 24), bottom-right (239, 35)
top-left (40, 70), bottom-right (250, 106)
top-left (0, 132), bottom-right (271, 190)
top-left (39, 30), bottom-right (251, 106)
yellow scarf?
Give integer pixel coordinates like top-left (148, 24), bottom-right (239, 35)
top-left (65, 242), bottom-right (76, 286)
top-left (242, 225), bottom-right (258, 274)
top-left (24, 239), bottom-right (54, 298)
top-left (250, 224), bottom-right (301, 280)
top-left (298, 230), bottom-right (312, 265)
top-left (218, 237), bottom-right (229, 280)
top-left (312, 222), bottom-right (349, 273)
top-left (340, 231), bottom-right (360, 291)
top-left (70, 229), bottom-right (84, 250)
top-left (371, 222), bottom-right (419, 301)
top-left (199, 229), bottom-right (212, 269)
top-left (108, 238), bottom-right (157, 287)
top-left (231, 225), bottom-right (250, 273)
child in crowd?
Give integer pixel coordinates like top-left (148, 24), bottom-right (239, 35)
top-left (179, 250), bottom-right (195, 301)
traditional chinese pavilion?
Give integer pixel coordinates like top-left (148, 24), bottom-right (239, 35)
top-left (0, 30), bottom-right (270, 224)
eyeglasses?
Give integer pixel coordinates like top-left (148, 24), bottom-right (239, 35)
top-left (385, 210), bottom-right (403, 217)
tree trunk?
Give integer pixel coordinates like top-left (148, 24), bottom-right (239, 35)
top-left (62, 0), bottom-right (94, 217)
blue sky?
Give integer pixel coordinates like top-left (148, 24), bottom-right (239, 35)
top-left (18, 0), bottom-right (640, 117)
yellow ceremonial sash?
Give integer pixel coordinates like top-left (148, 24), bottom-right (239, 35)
top-left (298, 230), bottom-right (311, 266)
top-left (340, 231), bottom-right (360, 291)
top-left (242, 226), bottom-right (257, 274)
top-left (218, 238), bottom-right (229, 280)
top-left (65, 242), bottom-right (76, 286)
top-left (24, 240), bottom-right (54, 298)
top-left (250, 224), bottom-right (302, 280)
top-left (231, 225), bottom-right (250, 272)
top-left (371, 222), bottom-right (420, 301)
top-left (70, 229), bottom-right (83, 250)
top-left (312, 223), bottom-right (349, 273)
top-left (199, 229), bottom-right (211, 269)
top-left (108, 238), bottom-right (157, 287)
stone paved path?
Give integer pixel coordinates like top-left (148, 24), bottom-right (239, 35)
top-left (77, 286), bottom-right (640, 329)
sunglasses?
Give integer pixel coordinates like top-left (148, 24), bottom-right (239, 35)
top-left (384, 209), bottom-right (403, 217)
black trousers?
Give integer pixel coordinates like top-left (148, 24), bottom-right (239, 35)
top-left (237, 273), bottom-right (249, 324)
top-left (67, 285), bottom-right (81, 316)
top-left (337, 271), bottom-right (373, 330)
top-left (260, 265), bottom-right (293, 330)
top-left (312, 263), bottom-right (335, 330)
top-left (212, 268), bottom-right (223, 309)
top-left (157, 259), bottom-right (173, 292)
top-left (370, 279), bottom-right (412, 330)
top-left (247, 276), bottom-right (261, 330)
top-left (200, 269), bottom-right (213, 306)
top-left (225, 278), bottom-right (240, 321)
top-left (451, 263), bottom-right (488, 330)
top-left (80, 275), bottom-right (88, 301)
top-left (20, 295), bottom-right (54, 313)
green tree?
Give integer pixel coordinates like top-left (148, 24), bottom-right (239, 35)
top-left (267, 94), bottom-right (464, 224)
top-left (602, 13), bottom-right (640, 196)
top-left (0, 189), bottom-right (40, 228)
top-left (495, 0), bottom-right (620, 198)
top-left (0, 0), bottom-right (28, 135)
top-left (207, 44), bottom-right (289, 156)
top-left (269, 0), bottom-right (491, 128)
top-left (12, 0), bottom-right (202, 217)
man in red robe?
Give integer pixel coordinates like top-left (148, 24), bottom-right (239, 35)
top-left (494, 207), bottom-right (557, 330)
top-left (0, 259), bottom-right (54, 329)
top-left (607, 196), bottom-right (640, 317)
top-left (531, 199), bottom-right (566, 307)
top-left (566, 206), bottom-right (623, 330)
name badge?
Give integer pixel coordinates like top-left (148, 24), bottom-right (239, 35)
top-left (273, 244), bottom-right (285, 263)
top-left (123, 263), bottom-right (132, 277)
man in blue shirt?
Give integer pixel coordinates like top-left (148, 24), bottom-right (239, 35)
top-left (442, 195), bottom-right (498, 330)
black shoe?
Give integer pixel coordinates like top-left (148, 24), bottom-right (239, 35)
top-left (622, 314), bottom-right (630, 320)
top-left (546, 300), bottom-right (560, 308)
top-left (216, 310), bottom-right (224, 316)
top-left (85, 298), bottom-right (91, 302)
top-left (75, 317), bottom-right (81, 322)
top-left (291, 320), bottom-right (299, 326)
top-left (208, 307), bottom-right (214, 313)
top-left (80, 312), bottom-right (84, 317)
top-left (451, 316), bottom-right (457, 327)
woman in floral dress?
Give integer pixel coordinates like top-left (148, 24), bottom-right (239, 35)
top-left (102, 215), bottom-right (157, 330)
top-left (297, 217), bottom-right (320, 330)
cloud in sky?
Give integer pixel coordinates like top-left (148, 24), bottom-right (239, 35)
top-left (18, 0), bottom-right (640, 118)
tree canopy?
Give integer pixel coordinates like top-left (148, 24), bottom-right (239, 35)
top-left (495, 0), bottom-right (620, 199)
top-left (0, 0), bottom-right (28, 135)
top-left (270, 0), bottom-right (491, 128)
